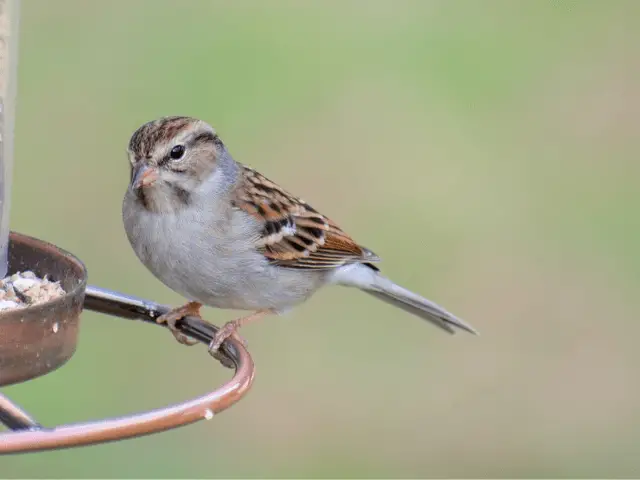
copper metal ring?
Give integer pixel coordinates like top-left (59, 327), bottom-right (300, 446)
top-left (0, 285), bottom-right (255, 454)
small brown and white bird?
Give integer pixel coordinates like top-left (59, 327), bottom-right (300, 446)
top-left (122, 116), bottom-right (477, 359)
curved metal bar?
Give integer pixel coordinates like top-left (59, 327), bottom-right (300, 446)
top-left (0, 286), bottom-right (255, 454)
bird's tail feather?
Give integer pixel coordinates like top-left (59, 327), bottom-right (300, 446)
top-left (364, 275), bottom-right (478, 335)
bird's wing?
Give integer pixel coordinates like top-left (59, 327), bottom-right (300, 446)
top-left (232, 165), bottom-right (380, 270)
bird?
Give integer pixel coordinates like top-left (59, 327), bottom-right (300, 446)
top-left (122, 116), bottom-right (477, 362)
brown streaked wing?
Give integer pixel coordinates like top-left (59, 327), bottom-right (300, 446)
top-left (232, 165), bottom-right (380, 270)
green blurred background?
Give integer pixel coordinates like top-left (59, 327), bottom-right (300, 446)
top-left (3, 0), bottom-right (640, 477)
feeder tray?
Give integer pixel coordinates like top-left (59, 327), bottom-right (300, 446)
top-left (0, 232), bottom-right (255, 454)
top-left (0, 232), bottom-right (86, 387)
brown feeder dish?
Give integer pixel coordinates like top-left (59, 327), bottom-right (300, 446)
top-left (0, 232), bottom-right (86, 387)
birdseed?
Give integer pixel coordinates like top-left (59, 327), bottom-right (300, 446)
top-left (0, 271), bottom-right (65, 311)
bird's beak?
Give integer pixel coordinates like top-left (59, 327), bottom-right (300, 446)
top-left (131, 164), bottom-right (159, 190)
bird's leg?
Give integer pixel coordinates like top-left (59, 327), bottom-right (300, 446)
top-left (156, 301), bottom-right (203, 346)
top-left (208, 309), bottom-right (273, 356)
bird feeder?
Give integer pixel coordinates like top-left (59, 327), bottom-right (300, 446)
top-left (0, 0), bottom-right (255, 454)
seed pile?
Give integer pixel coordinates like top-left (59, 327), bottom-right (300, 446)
top-left (0, 271), bottom-right (65, 311)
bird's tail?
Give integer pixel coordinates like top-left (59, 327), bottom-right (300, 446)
top-left (364, 274), bottom-right (477, 334)
top-left (333, 264), bottom-right (478, 334)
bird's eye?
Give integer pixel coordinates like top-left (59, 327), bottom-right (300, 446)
top-left (170, 144), bottom-right (185, 160)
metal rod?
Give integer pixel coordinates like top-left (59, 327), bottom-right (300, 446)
top-left (0, 394), bottom-right (39, 430)
top-left (83, 285), bottom-right (239, 365)
top-left (0, 0), bottom-right (20, 278)
top-left (0, 286), bottom-right (255, 454)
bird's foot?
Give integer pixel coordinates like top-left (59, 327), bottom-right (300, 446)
top-left (207, 309), bottom-right (271, 358)
top-left (156, 301), bottom-right (202, 346)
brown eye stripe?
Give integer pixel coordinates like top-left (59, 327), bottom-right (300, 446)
top-left (190, 131), bottom-right (221, 148)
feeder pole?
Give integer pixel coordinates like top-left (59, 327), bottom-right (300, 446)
top-left (0, 0), bottom-right (19, 278)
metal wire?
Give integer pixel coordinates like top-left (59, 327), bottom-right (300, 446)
top-left (0, 285), bottom-right (255, 454)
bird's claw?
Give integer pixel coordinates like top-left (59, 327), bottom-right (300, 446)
top-left (207, 320), bottom-right (248, 368)
top-left (167, 321), bottom-right (199, 346)
top-left (156, 301), bottom-right (202, 347)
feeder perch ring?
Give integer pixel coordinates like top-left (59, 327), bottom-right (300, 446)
top-left (0, 232), bottom-right (255, 454)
